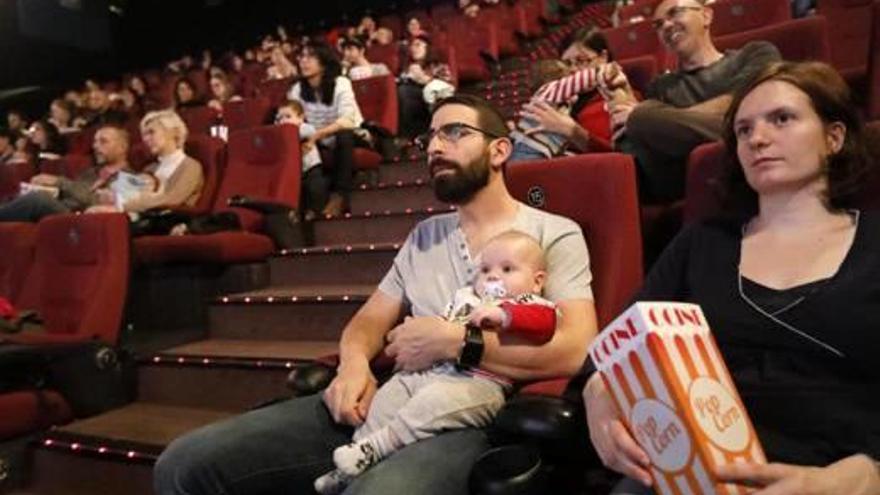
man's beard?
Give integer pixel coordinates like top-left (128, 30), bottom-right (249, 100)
top-left (430, 152), bottom-right (491, 205)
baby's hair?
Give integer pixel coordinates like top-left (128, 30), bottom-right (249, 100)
top-left (280, 100), bottom-right (305, 116)
top-left (485, 230), bottom-right (546, 271)
top-left (531, 59), bottom-right (569, 92)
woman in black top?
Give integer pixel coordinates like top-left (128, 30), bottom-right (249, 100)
top-left (584, 61), bottom-right (880, 494)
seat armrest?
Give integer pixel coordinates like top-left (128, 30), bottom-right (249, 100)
top-left (227, 195), bottom-right (295, 216)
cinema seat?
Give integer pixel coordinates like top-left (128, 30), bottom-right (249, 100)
top-left (715, 16), bottom-right (832, 64)
top-left (134, 124), bottom-right (301, 264)
top-left (604, 20), bottom-right (669, 71)
top-left (223, 97), bottom-right (273, 131)
top-left (710, 0), bottom-right (791, 37)
top-left (258, 77), bottom-right (296, 108)
top-left (178, 105), bottom-right (220, 137)
top-left (10, 213), bottom-right (131, 346)
top-left (365, 43), bottom-right (402, 75)
top-left (0, 222), bottom-right (36, 301)
top-left (866, 0), bottom-right (880, 120)
top-left (352, 74), bottom-right (399, 171)
top-left (817, 0), bottom-right (874, 83)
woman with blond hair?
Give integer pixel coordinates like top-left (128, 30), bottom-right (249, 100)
top-left (87, 110), bottom-right (203, 215)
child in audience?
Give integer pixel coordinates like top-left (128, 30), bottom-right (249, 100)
top-left (314, 231), bottom-right (558, 494)
top-left (509, 59), bottom-right (630, 162)
top-left (276, 101), bottom-right (327, 221)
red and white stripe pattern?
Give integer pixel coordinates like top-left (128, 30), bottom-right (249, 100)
top-left (590, 302), bottom-right (766, 495)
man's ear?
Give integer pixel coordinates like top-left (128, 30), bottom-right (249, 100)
top-left (489, 137), bottom-right (512, 170)
top-left (702, 5), bottom-right (713, 29)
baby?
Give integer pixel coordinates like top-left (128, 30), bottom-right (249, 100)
top-left (276, 101), bottom-right (327, 220)
top-left (509, 59), bottom-right (630, 162)
top-left (314, 231), bottom-right (558, 494)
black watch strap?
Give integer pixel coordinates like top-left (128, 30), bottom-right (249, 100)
top-left (457, 323), bottom-right (485, 370)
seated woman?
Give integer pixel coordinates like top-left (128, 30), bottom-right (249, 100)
top-left (583, 61), bottom-right (880, 494)
top-left (48, 98), bottom-right (81, 134)
top-left (397, 35), bottom-right (455, 138)
top-left (174, 78), bottom-right (205, 110)
top-left (26, 120), bottom-right (67, 161)
top-left (86, 110), bottom-right (203, 216)
top-left (207, 72), bottom-right (243, 112)
top-left (287, 41), bottom-right (365, 216)
top-left (518, 28), bottom-right (634, 158)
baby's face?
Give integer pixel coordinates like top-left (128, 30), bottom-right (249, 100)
top-left (475, 241), bottom-right (544, 299)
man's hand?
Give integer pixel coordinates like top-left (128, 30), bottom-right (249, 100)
top-left (716, 455), bottom-right (880, 495)
top-left (469, 305), bottom-right (507, 331)
top-left (385, 316), bottom-right (465, 371)
top-left (30, 174), bottom-right (59, 187)
top-left (85, 205), bottom-right (118, 214)
top-left (95, 188), bottom-right (116, 205)
top-left (609, 100), bottom-right (638, 142)
top-left (322, 357), bottom-right (378, 426)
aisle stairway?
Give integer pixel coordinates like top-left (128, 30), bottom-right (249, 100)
top-left (11, 4), bottom-right (617, 494)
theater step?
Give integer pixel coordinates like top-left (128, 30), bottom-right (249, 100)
top-left (350, 180), bottom-right (440, 215)
top-left (270, 243), bottom-right (400, 286)
top-left (137, 339), bottom-right (337, 411)
top-left (28, 403), bottom-right (232, 495)
top-left (208, 284), bottom-right (373, 341)
top-left (314, 208), bottom-right (446, 245)
top-left (375, 161), bottom-right (429, 184)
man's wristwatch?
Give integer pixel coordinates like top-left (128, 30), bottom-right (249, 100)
top-left (456, 323), bottom-right (484, 370)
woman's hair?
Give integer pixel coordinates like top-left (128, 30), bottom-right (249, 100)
top-left (210, 72), bottom-right (236, 102)
top-left (298, 41), bottom-right (342, 106)
top-left (50, 98), bottom-right (75, 125)
top-left (174, 77), bottom-right (198, 105)
top-left (33, 120), bottom-right (65, 154)
top-left (561, 26), bottom-right (614, 62)
top-left (140, 109), bottom-right (188, 148)
top-left (720, 60), bottom-right (874, 218)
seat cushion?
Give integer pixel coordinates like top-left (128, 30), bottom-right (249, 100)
top-left (353, 148), bottom-right (383, 170)
top-left (134, 231), bottom-right (275, 264)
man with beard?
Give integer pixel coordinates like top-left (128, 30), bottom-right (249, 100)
top-left (611, 0), bottom-right (779, 202)
top-left (153, 94), bottom-right (597, 495)
top-left (0, 125), bottom-right (132, 222)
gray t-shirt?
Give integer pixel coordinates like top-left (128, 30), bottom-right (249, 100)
top-left (646, 41), bottom-right (781, 108)
top-left (378, 203), bottom-right (593, 318)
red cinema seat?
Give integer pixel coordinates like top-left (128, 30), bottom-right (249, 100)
top-left (365, 43), bottom-right (402, 76)
top-left (617, 0), bottom-right (661, 24)
top-left (64, 128), bottom-right (97, 156)
top-left (184, 69), bottom-right (211, 100)
top-left (0, 391), bottom-right (72, 441)
top-left (11, 213), bottom-right (131, 346)
top-left (604, 20), bottom-right (669, 71)
top-left (868, 1), bottom-right (880, 120)
top-left (183, 135), bottom-right (226, 215)
top-left (715, 16), bottom-right (832, 64)
top-left (134, 125), bottom-right (301, 264)
top-left (0, 222), bottom-right (36, 301)
top-left (258, 77), bottom-right (296, 108)
top-left (505, 153), bottom-right (643, 396)
top-left (0, 161), bottom-right (36, 202)
top-left (618, 54), bottom-right (658, 96)
top-left (179, 105), bottom-right (221, 137)
top-left (683, 141), bottom-right (727, 225)
top-left (817, 0), bottom-right (874, 83)
top-left (352, 74), bottom-right (399, 171)
top-left (447, 21), bottom-right (495, 82)
top-left (430, 3), bottom-right (457, 27)
top-left (710, 0), bottom-right (791, 37)
top-left (223, 97), bottom-right (273, 131)
top-left (483, 3), bottom-right (521, 56)
top-left (403, 8), bottom-right (433, 33)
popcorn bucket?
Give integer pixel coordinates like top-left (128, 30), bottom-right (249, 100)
top-left (589, 302), bottom-right (765, 494)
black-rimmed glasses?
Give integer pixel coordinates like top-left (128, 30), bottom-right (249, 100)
top-left (414, 122), bottom-right (505, 151)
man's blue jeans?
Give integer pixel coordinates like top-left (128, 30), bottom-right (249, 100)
top-left (153, 393), bottom-right (492, 495)
top-left (0, 192), bottom-right (70, 222)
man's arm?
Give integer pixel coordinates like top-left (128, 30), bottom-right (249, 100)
top-left (323, 289), bottom-right (404, 426)
top-left (685, 93), bottom-right (732, 116)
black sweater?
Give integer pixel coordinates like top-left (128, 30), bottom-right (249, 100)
top-left (637, 212), bottom-right (880, 466)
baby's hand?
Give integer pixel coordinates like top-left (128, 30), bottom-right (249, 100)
top-left (469, 305), bottom-right (507, 331)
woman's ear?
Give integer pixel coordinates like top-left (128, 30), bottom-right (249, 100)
top-left (826, 121), bottom-right (846, 154)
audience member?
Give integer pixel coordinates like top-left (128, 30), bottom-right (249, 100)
top-left (612, 0), bottom-right (780, 202)
top-left (81, 87), bottom-right (129, 128)
top-left (27, 120), bottom-right (66, 160)
top-left (287, 42), bottom-right (365, 216)
top-left (174, 78), bottom-right (205, 109)
top-left (48, 99), bottom-right (80, 134)
top-left (154, 93), bottom-right (594, 495)
top-left (398, 35), bottom-right (456, 138)
top-left (266, 46), bottom-right (299, 80)
top-left (6, 110), bottom-right (27, 134)
top-left (405, 16), bottom-right (429, 41)
top-left (207, 72), bottom-right (243, 112)
top-left (0, 129), bottom-right (15, 165)
top-left (342, 38), bottom-right (391, 81)
top-left (584, 60), bottom-right (880, 495)
top-left (313, 229), bottom-right (558, 494)
top-left (86, 110), bottom-right (203, 215)
top-left (357, 15), bottom-right (377, 42)
top-left (0, 126), bottom-right (131, 222)
top-left (276, 100), bottom-right (327, 220)
top-left (373, 27), bottom-right (395, 46)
